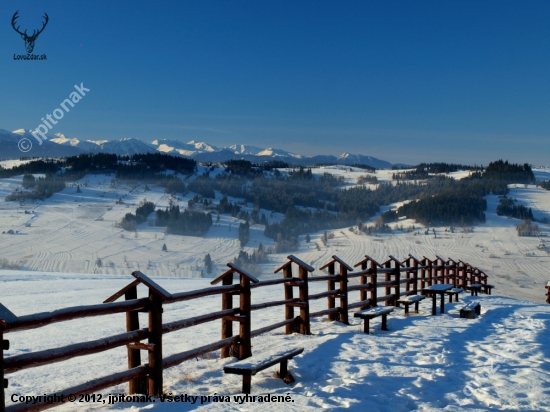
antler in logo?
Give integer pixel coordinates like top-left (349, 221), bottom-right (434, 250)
top-left (11, 11), bottom-right (49, 54)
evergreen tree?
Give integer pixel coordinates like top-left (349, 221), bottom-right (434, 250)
top-left (238, 221), bottom-right (250, 248)
top-left (162, 243), bottom-right (167, 252)
top-left (204, 253), bottom-right (212, 274)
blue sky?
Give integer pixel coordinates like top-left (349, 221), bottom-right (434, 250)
top-left (1, 1), bottom-right (549, 165)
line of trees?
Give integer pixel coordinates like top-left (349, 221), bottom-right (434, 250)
top-left (496, 196), bottom-right (534, 220)
top-left (156, 205), bottom-right (212, 236)
top-left (117, 199), bottom-right (155, 231)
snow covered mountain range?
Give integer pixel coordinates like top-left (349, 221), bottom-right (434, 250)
top-left (0, 129), bottom-right (392, 169)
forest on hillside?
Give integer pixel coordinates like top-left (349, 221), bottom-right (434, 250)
top-left (1, 155), bottom-right (538, 242)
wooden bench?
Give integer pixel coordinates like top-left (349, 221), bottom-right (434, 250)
top-left (459, 301), bottom-right (481, 319)
top-left (445, 288), bottom-right (464, 302)
top-left (396, 295), bottom-right (425, 315)
top-left (224, 346), bottom-right (304, 393)
top-left (354, 306), bottom-right (394, 334)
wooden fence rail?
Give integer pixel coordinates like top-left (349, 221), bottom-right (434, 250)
top-left (0, 253), bottom-right (492, 412)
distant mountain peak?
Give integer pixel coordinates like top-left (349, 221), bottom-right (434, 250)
top-left (1, 128), bottom-right (392, 168)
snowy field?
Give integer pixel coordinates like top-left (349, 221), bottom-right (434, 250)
top-left (0, 166), bottom-right (549, 410)
top-left (0, 167), bottom-right (548, 303)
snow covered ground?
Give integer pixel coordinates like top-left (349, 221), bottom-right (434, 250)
top-left (0, 166), bottom-right (549, 410)
top-left (1, 272), bottom-right (549, 411)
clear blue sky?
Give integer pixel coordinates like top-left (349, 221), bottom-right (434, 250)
top-left (1, 1), bottom-right (549, 165)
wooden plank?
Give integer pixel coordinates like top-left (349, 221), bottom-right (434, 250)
top-left (309, 290), bottom-right (341, 301)
top-left (162, 309), bottom-right (239, 334)
top-left (250, 277), bottom-right (300, 289)
top-left (229, 263), bottom-right (260, 284)
top-left (5, 366), bottom-right (148, 412)
top-left (132, 271), bottom-right (172, 300)
top-left (310, 307), bottom-right (340, 318)
top-left (251, 318), bottom-right (298, 337)
top-left (0, 304), bottom-right (17, 328)
top-left (210, 268), bottom-right (234, 285)
top-left (163, 336), bottom-right (239, 369)
top-left (348, 298), bottom-right (374, 310)
top-left (274, 260), bottom-right (292, 274)
top-left (4, 329), bottom-right (148, 374)
top-left (287, 255), bottom-right (314, 272)
top-left (308, 275), bottom-right (339, 282)
top-left (347, 284), bottom-right (373, 292)
top-left (127, 342), bottom-right (155, 351)
top-left (4, 299), bottom-right (148, 334)
top-left (250, 299), bottom-right (298, 311)
top-left (388, 255), bottom-right (405, 267)
top-left (319, 256), bottom-right (353, 271)
top-left (224, 347), bottom-right (304, 375)
top-left (354, 255), bottom-right (382, 268)
top-left (168, 285), bottom-right (238, 303)
top-left (422, 284), bottom-right (453, 292)
top-left (354, 306), bottom-right (395, 318)
top-left (397, 295), bottom-right (426, 303)
top-left (103, 279), bottom-right (141, 303)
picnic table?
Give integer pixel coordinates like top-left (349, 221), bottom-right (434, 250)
top-left (421, 284), bottom-right (453, 315)
top-left (469, 283), bottom-right (482, 296)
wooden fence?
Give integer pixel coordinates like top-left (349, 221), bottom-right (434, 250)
top-left (0, 254), bottom-right (492, 412)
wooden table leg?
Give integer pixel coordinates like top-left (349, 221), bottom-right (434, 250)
top-left (364, 318), bottom-right (369, 334)
top-left (432, 294), bottom-right (436, 315)
top-left (381, 314), bottom-right (388, 330)
top-left (280, 359), bottom-right (288, 379)
top-left (440, 292), bottom-right (445, 314)
top-left (404, 304), bottom-right (409, 315)
top-left (414, 301), bottom-right (419, 313)
top-left (242, 374), bottom-right (252, 394)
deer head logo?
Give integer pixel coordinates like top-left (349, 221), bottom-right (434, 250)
top-left (11, 11), bottom-right (49, 54)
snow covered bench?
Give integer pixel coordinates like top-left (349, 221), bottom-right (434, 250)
top-left (224, 346), bottom-right (304, 393)
top-left (396, 295), bottom-right (425, 315)
top-left (459, 301), bottom-right (481, 319)
top-left (445, 288), bottom-right (464, 302)
top-left (353, 306), bottom-right (395, 334)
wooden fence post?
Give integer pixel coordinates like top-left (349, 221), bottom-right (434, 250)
top-left (546, 281), bottom-right (550, 304)
top-left (298, 266), bottom-right (311, 334)
top-left (239, 273), bottom-right (252, 359)
top-left (327, 262), bottom-right (336, 322)
top-left (125, 285), bottom-right (146, 394)
top-left (275, 256), bottom-right (313, 334)
top-left (103, 273), bottom-right (172, 397)
top-left (404, 257), bottom-right (411, 293)
top-left (211, 264), bottom-right (258, 359)
top-left (339, 264), bottom-right (349, 325)
top-left (148, 290), bottom-right (163, 397)
top-left (384, 260), bottom-right (391, 306)
top-left (370, 261), bottom-right (378, 307)
top-left (0, 328), bottom-right (6, 412)
top-left (359, 261), bottom-right (368, 304)
top-left (283, 265), bottom-right (294, 334)
top-left (221, 273), bottom-right (234, 358)
top-left (426, 258), bottom-right (433, 286)
top-left (394, 266), bottom-right (400, 305)
top-left (413, 259), bottom-right (418, 294)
